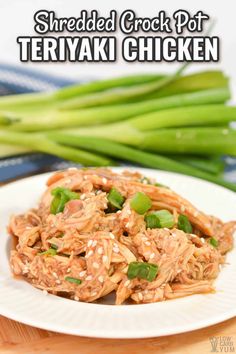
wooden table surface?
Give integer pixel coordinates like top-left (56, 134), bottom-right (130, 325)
top-left (0, 316), bottom-right (235, 354)
top-left (0, 177), bottom-right (235, 354)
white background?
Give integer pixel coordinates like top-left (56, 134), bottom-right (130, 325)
top-left (0, 0), bottom-right (235, 93)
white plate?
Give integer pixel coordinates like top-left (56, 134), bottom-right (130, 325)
top-left (0, 167), bottom-right (235, 338)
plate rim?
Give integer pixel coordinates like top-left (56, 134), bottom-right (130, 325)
top-left (0, 304), bottom-right (235, 338)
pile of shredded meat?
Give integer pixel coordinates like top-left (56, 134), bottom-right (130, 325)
top-left (9, 168), bottom-right (236, 304)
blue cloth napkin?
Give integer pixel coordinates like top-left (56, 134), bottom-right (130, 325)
top-left (0, 63), bottom-right (236, 183)
top-left (0, 63), bottom-right (80, 182)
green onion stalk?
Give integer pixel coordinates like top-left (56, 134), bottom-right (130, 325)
top-left (0, 73), bottom-right (166, 114)
top-left (0, 116), bottom-right (12, 126)
top-left (0, 144), bottom-right (30, 158)
top-left (52, 105), bottom-right (236, 147)
top-left (66, 124), bottom-right (236, 157)
top-left (47, 134), bottom-right (236, 191)
top-left (0, 130), bottom-right (235, 191)
top-left (0, 130), bottom-right (113, 166)
top-left (0, 70), bottom-right (228, 117)
top-left (55, 73), bottom-right (166, 100)
top-left (7, 87), bottom-right (230, 132)
top-left (146, 70), bottom-right (229, 99)
top-left (167, 155), bottom-right (225, 176)
top-left (141, 127), bottom-right (236, 155)
top-left (58, 68), bottom-right (225, 110)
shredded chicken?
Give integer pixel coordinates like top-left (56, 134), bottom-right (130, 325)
top-left (9, 168), bottom-right (235, 304)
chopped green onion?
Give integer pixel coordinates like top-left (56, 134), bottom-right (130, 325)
top-left (130, 192), bottom-right (152, 215)
top-left (107, 188), bottom-right (124, 209)
top-left (50, 187), bottom-right (80, 214)
top-left (65, 276), bottom-right (82, 285)
top-left (178, 214), bottom-right (193, 233)
top-left (145, 210), bottom-right (175, 229)
top-left (140, 177), bottom-right (151, 184)
top-left (145, 214), bottom-right (159, 229)
top-left (154, 182), bottom-right (169, 188)
top-left (50, 243), bottom-right (58, 250)
top-left (39, 248), bottom-right (57, 256)
top-left (127, 261), bottom-right (158, 282)
top-left (209, 237), bottom-right (218, 248)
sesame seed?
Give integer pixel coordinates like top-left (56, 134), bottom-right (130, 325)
top-left (85, 250), bottom-right (94, 258)
top-left (127, 210), bottom-right (132, 215)
top-left (98, 275), bottom-right (104, 283)
top-left (74, 296), bottom-right (80, 301)
top-left (85, 275), bottom-right (92, 281)
top-left (150, 253), bottom-right (155, 259)
top-left (124, 280), bottom-right (130, 287)
top-left (42, 290), bottom-right (48, 296)
top-left (80, 194), bottom-right (86, 200)
top-left (52, 272), bottom-right (58, 278)
top-left (138, 293), bottom-right (143, 301)
top-left (102, 255), bottom-right (108, 263)
top-left (109, 233), bottom-right (115, 239)
top-left (201, 238), bottom-right (205, 243)
top-left (67, 268), bottom-right (71, 273)
top-left (145, 241), bottom-right (151, 246)
top-left (126, 223), bottom-right (130, 228)
top-left (117, 210), bottom-right (121, 214)
top-left (163, 228), bottom-right (169, 231)
top-left (180, 205), bottom-right (186, 212)
top-left (79, 270), bottom-right (86, 277)
top-left (102, 178), bottom-right (107, 184)
top-left (91, 291), bottom-right (98, 296)
top-left (92, 240), bottom-right (97, 247)
top-left (97, 247), bottom-right (103, 255)
top-left (93, 262), bottom-right (99, 269)
top-left (113, 247), bottom-right (119, 253)
top-left (87, 240), bottom-right (93, 247)
top-left (55, 280), bottom-right (61, 284)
